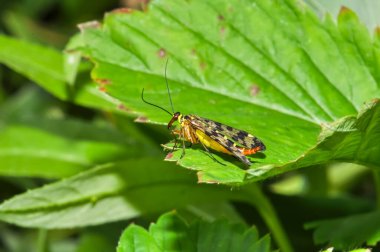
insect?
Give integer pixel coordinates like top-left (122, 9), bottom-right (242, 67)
top-left (141, 62), bottom-right (266, 166)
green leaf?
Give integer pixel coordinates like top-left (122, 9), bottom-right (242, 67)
top-left (117, 211), bottom-right (271, 252)
top-left (0, 159), bottom-right (247, 228)
top-left (0, 122), bottom-right (140, 178)
top-left (77, 0), bottom-right (380, 184)
top-left (117, 224), bottom-right (161, 252)
top-left (0, 34), bottom-right (120, 112)
top-left (0, 87), bottom-right (143, 178)
top-left (305, 210), bottom-right (380, 250)
top-left (246, 99), bottom-right (380, 181)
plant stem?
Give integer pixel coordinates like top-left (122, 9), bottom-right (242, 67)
top-left (373, 169), bottom-right (380, 210)
top-left (241, 183), bottom-right (294, 252)
top-left (305, 165), bottom-right (328, 197)
top-left (37, 229), bottom-right (49, 252)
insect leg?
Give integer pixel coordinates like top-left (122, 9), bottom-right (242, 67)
top-left (170, 129), bottom-right (184, 151)
top-left (198, 140), bottom-right (226, 166)
top-left (171, 131), bottom-right (179, 152)
top-left (180, 138), bottom-right (186, 159)
top-left (175, 128), bottom-right (186, 159)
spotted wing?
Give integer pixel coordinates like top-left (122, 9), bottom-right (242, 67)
top-left (203, 126), bottom-right (252, 166)
top-left (187, 115), bottom-right (252, 166)
top-left (189, 115), bottom-right (266, 151)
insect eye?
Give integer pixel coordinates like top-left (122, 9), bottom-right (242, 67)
top-left (173, 112), bottom-right (180, 119)
top-left (168, 113), bottom-right (180, 129)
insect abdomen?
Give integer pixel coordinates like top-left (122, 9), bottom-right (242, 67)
top-left (239, 146), bottom-right (264, 155)
top-left (195, 130), bottom-right (231, 154)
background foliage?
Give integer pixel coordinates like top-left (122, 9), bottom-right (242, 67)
top-left (0, 0), bottom-right (380, 251)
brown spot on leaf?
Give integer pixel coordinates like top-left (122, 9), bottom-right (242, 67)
top-left (249, 84), bottom-right (261, 96)
top-left (134, 116), bottom-right (149, 123)
top-left (199, 61), bottom-right (207, 70)
top-left (111, 8), bottom-right (134, 14)
top-left (197, 172), bottom-right (220, 184)
top-left (197, 172), bottom-right (203, 182)
top-left (122, 0), bottom-right (149, 10)
top-left (165, 152), bottom-right (174, 160)
top-left (95, 78), bottom-right (111, 93)
top-left (376, 26), bottom-right (380, 36)
top-left (339, 6), bottom-right (351, 14)
top-left (371, 98), bottom-right (380, 103)
top-left (191, 48), bottom-right (197, 56)
top-left (220, 26), bottom-right (226, 35)
top-left (117, 104), bottom-right (132, 112)
top-left (95, 78), bottom-right (112, 85)
top-left (157, 48), bottom-right (166, 58)
top-left (77, 21), bottom-right (101, 32)
top-left (218, 14), bottom-right (225, 21)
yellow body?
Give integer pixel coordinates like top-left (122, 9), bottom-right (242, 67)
top-left (195, 130), bottom-right (231, 154)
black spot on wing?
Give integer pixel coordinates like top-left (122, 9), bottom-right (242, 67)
top-left (232, 135), bottom-right (239, 142)
top-left (238, 131), bottom-right (248, 139)
top-left (253, 138), bottom-right (266, 151)
top-left (203, 128), bottom-right (251, 166)
top-left (211, 131), bottom-right (219, 137)
top-left (231, 130), bottom-right (265, 150)
top-left (243, 136), bottom-right (266, 150)
top-left (225, 139), bottom-right (234, 147)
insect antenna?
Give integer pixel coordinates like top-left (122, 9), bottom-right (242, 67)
top-left (141, 88), bottom-right (173, 116)
top-left (141, 59), bottom-right (176, 116)
top-left (164, 59), bottom-right (175, 114)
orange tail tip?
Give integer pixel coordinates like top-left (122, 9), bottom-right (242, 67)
top-left (240, 146), bottom-right (264, 156)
